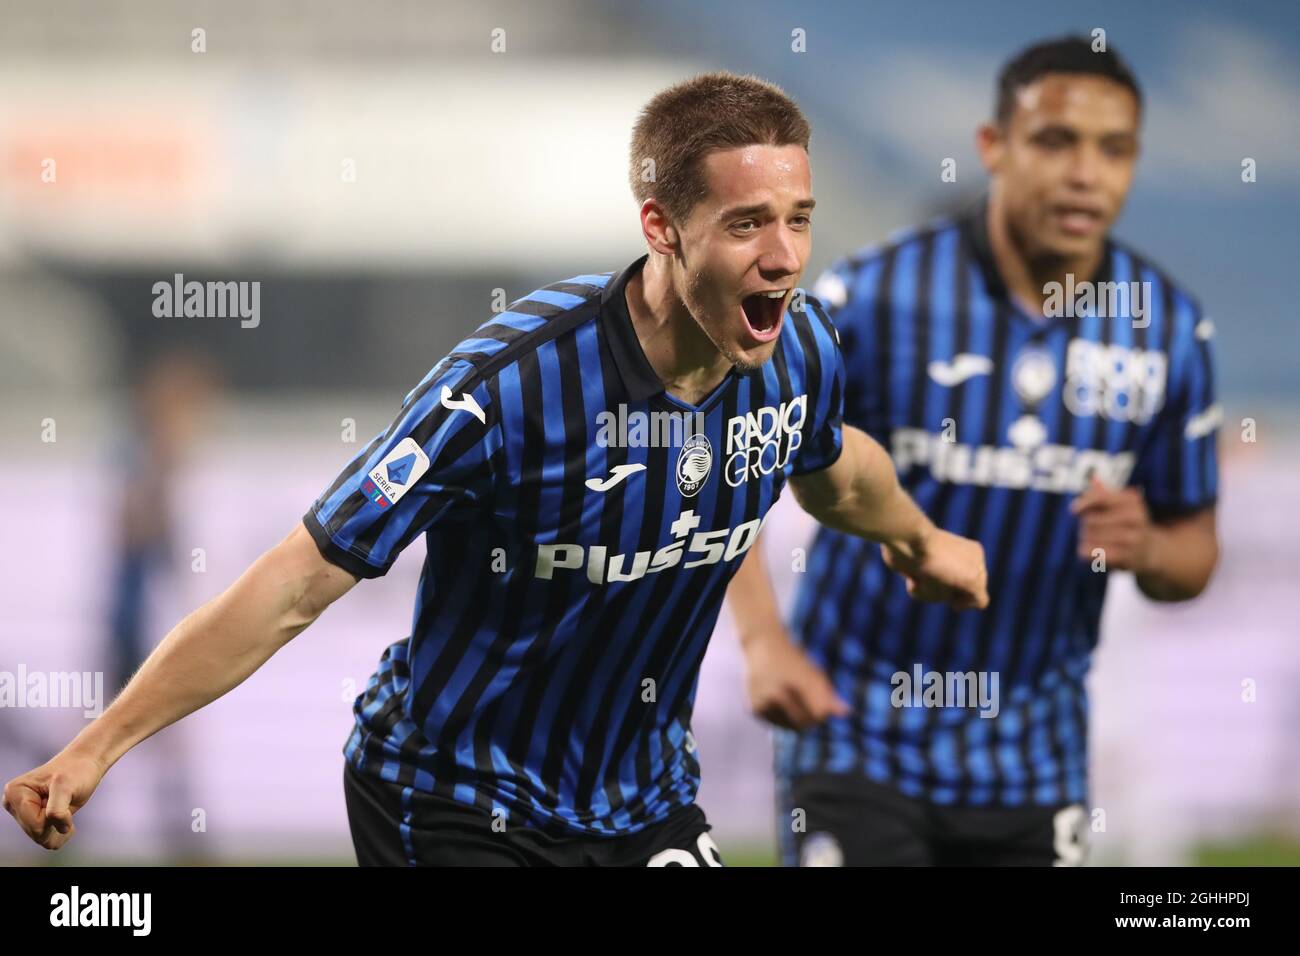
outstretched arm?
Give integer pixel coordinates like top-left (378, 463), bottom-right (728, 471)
top-left (3, 522), bottom-right (357, 850)
top-left (789, 424), bottom-right (988, 610)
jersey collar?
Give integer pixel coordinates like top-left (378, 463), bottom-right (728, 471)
top-left (600, 253), bottom-right (669, 403)
top-left (958, 195), bottom-right (1114, 315)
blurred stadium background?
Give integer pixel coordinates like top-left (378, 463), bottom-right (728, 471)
top-left (1, 0), bottom-right (1298, 866)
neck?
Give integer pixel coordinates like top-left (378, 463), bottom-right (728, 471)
top-left (625, 254), bottom-right (733, 405)
top-left (985, 193), bottom-right (1103, 319)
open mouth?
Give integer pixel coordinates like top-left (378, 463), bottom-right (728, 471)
top-left (1051, 205), bottom-right (1104, 236)
top-left (740, 290), bottom-right (788, 342)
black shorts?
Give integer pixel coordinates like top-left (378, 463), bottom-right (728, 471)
top-left (343, 761), bottom-right (724, 866)
top-left (779, 771), bottom-right (1089, 867)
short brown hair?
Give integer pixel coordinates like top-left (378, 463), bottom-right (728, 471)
top-left (628, 71), bottom-right (811, 223)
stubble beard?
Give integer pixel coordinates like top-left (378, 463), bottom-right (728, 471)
top-left (681, 268), bottom-right (770, 373)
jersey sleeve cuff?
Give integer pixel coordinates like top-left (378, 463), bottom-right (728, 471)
top-left (1146, 496), bottom-right (1218, 522)
top-left (789, 436), bottom-right (846, 477)
top-left (302, 510), bottom-right (387, 580)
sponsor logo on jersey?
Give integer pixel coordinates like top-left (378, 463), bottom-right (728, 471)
top-left (891, 427), bottom-right (1136, 494)
top-left (534, 509), bottom-right (766, 584)
top-left (1184, 402), bottom-right (1223, 440)
top-left (439, 385), bottom-right (486, 423)
top-left (724, 395), bottom-right (806, 487)
top-left (1063, 338), bottom-right (1167, 425)
top-left (929, 353), bottom-right (994, 387)
top-left (585, 463), bottom-right (646, 493)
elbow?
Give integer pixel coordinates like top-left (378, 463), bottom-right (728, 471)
top-left (1187, 532), bottom-right (1223, 599)
top-left (267, 524), bottom-right (357, 639)
top-left (290, 563), bottom-right (355, 630)
top-left (791, 480), bottom-right (854, 533)
top-left (1137, 579), bottom-right (1203, 603)
top-left (1138, 538), bottom-right (1220, 603)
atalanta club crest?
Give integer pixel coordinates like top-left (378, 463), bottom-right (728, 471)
top-left (676, 434), bottom-right (712, 497)
top-left (1012, 345), bottom-right (1057, 408)
top-left (1009, 345), bottom-right (1057, 449)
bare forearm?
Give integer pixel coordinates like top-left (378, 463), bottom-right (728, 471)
top-left (1136, 521), bottom-right (1219, 602)
top-left (727, 538), bottom-right (786, 648)
top-left (65, 529), bottom-right (346, 771)
top-left (792, 426), bottom-right (933, 558)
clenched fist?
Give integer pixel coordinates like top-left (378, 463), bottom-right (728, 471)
top-left (1070, 476), bottom-right (1154, 572)
top-left (4, 751), bottom-right (106, 851)
top-left (741, 631), bottom-right (851, 730)
top-left (882, 526), bottom-right (989, 611)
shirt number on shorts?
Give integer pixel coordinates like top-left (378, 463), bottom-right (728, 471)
top-left (646, 832), bottom-right (724, 867)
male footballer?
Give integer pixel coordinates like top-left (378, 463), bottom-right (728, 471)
top-left (728, 37), bottom-right (1221, 867)
top-left (5, 72), bottom-right (987, 866)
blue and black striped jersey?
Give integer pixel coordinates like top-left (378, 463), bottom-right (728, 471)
top-left (778, 204), bottom-right (1220, 810)
top-left (305, 254), bottom-right (845, 836)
